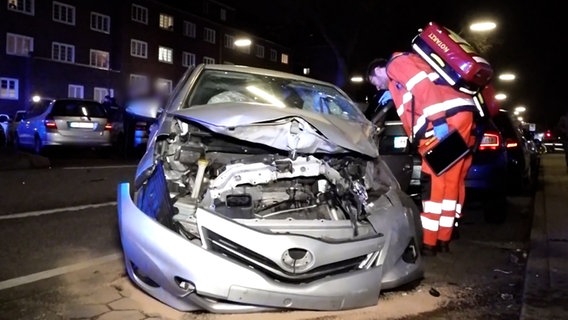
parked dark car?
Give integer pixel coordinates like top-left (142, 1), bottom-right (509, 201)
top-left (7, 110), bottom-right (26, 147)
top-left (492, 109), bottom-right (534, 195)
top-left (106, 105), bottom-right (150, 157)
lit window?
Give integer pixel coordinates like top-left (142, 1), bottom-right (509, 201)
top-left (90, 49), bottom-right (109, 69)
top-left (203, 56), bottom-right (215, 64)
top-left (255, 44), bottom-right (264, 58)
top-left (52, 42), bottom-right (74, 63)
top-left (159, 13), bottom-right (173, 30)
top-left (184, 21), bottom-right (196, 38)
top-left (0, 77), bottom-right (18, 100)
top-left (281, 53), bottom-right (288, 64)
top-left (6, 33), bottom-right (33, 56)
top-left (270, 49), bottom-right (277, 62)
top-left (303, 68), bottom-right (310, 75)
top-left (90, 12), bottom-right (110, 33)
top-left (68, 84), bottom-right (84, 98)
top-left (158, 46), bottom-right (173, 63)
top-left (130, 39), bottom-right (147, 58)
top-left (224, 34), bottom-right (234, 49)
top-left (131, 4), bottom-right (147, 24)
top-left (182, 51), bottom-right (195, 67)
top-left (53, 1), bottom-right (75, 25)
top-left (94, 87), bottom-right (110, 102)
top-left (203, 27), bottom-right (216, 44)
top-left (7, 0), bottom-right (34, 15)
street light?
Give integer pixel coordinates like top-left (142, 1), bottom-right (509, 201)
top-left (350, 76), bottom-right (363, 83)
top-left (495, 93), bottom-right (507, 101)
top-left (499, 73), bottom-right (516, 81)
top-left (469, 21), bottom-right (497, 32)
top-left (515, 106), bottom-right (526, 113)
top-left (234, 38), bottom-right (252, 47)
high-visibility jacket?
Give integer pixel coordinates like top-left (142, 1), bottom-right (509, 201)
top-left (386, 52), bottom-right (477, 139)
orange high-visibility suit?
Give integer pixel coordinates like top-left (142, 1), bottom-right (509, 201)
top-left (386, 52), bottom-right (477, 247)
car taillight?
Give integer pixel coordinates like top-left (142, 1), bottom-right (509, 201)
top-left (104, 122), bottom-right (112, 130)
top-left (44, 117), bottom-right (57, 131)
top-left (505, 138), bottom-right (518, 148)
top-left (478, 132), bottom-right (500, 151)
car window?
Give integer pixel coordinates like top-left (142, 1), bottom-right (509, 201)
top-left (51, 100), bottom-right (107, 118)
top-left (184, 69), bottom-right (367, 123)
top-left (493, 112), bottom-right (520, 139)
top-left (14, 111), bottom-right (26, 121)
top-left (26, 100), bottom-right (51, 117)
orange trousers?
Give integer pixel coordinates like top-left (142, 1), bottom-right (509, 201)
top-left (418, 112), bottom-right (476, 246)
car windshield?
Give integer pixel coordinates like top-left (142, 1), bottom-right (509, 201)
top-left (51, 100), bottom-right (107, 118)
top-left (184, 69), bottom-right (367, 123)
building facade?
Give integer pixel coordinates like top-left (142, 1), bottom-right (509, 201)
top-left (0, 0), bottom-right (292, 116)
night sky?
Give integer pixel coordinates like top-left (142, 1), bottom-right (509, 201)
top-left (217, 0), bottom-right (563, 129)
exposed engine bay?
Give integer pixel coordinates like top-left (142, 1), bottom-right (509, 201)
top-left (141, 117), bottom-right (395, 241)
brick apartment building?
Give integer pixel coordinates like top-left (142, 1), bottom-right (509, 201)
top-left (0, 0), bottom-right (292, 117)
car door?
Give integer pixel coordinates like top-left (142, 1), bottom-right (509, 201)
top-left (377, 120), bottom-right (414, 191)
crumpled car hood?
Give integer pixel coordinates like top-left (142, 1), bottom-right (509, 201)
top-left (170, 103), bottom-right (378, 157)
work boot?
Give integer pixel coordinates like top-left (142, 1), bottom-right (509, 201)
top-left (437, 240), bottom-right (450, 253)
top-left (421, 244), bottom-right (437, 257)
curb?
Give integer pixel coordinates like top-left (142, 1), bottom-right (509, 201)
top-left (519, 187), bottom-right (549, 320)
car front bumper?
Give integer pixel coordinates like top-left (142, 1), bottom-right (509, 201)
top-left (118, 182), bottom-right (389, 313)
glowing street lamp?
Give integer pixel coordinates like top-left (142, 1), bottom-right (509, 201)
top-left (234, 38), bottom-right (252, 47)
top-left (350, 76), bottom-right (363, 83)
top-left (498, 73), bottom-right (516, 81)
top-left (495, 93), bottom-right (507, 101)
top-left (469, 21), bottom-right (497, 32)
top-left (515, 106), bottom-right (526, 113)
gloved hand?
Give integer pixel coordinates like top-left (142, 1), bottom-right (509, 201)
top-left (378, 90), bottom-right (392, 105)
top-left (433, 122), bottom-right (449, 140)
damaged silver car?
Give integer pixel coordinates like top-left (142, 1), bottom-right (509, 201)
top-left (117, 64), bottom-right (424, 313)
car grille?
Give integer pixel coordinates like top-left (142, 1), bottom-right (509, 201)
top-left (203, 228), bottom-right (368, 284)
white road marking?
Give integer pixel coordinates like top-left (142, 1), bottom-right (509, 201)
top-left (61, 164), bottom-right (137, 170)
top-left (0, 202), bottom-right (117, 220)
top-left (0, 253), bottom-right (122, 291)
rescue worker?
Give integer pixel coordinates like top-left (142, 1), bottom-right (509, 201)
top-left (367, 54), bottom-right (478, 255)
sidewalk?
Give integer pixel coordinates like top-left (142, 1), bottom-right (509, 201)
top-left (520, 154), bottom-right (568, 319)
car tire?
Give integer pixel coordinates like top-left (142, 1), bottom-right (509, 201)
top-left (33, 136), bottom-right (43, 155)
top-left (483, 192), bottom-right (507, 224)
top-left (0, 129), bottom-right (6, 149)
top-left (13, 133), bottom-right (21, 150)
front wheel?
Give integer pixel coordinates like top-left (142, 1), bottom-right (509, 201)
top-left (33, 136), bottom-right (43, 154)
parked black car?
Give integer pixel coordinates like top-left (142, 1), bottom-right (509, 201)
top-left (492, 109), bottom-right (535, 195)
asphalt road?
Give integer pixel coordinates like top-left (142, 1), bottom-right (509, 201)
top-left (0, 150), bottom-right (535, 319)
